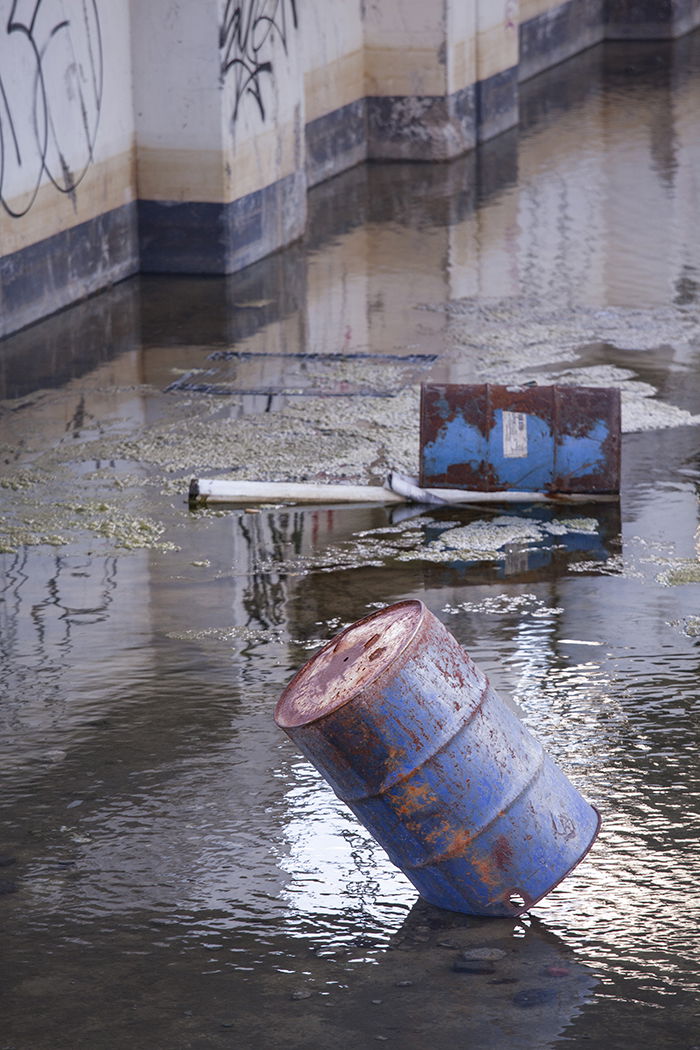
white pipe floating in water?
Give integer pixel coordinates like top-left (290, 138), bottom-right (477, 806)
top-left (189, 477), bottom-right (404, 505)
top-left (189, 473), bottom-right (618, 506)
top-left (387, 473), bottom-right (618, 503)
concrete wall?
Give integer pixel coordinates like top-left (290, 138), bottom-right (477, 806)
top-left (2, 0), bottom-right (700, 340)
top-left (303, 0), bottom-right (365, 185)
top-left (0, 0), bottom-right (137, 337)
top-left (133, 0), bottom-right (306, 274)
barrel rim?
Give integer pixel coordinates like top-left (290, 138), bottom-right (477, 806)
top-left (521, 802), bottom-right (603, 914)
top-left (274, 599), bottom-right (426, 729)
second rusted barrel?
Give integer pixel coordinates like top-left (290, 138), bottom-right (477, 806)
top-left (274, 600), bottom-right (600, 917)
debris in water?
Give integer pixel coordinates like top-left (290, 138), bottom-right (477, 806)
top-left (423, 297), bottom-right (700, 434)
top-left (460, 947), bottom-right (508, 961)
top-left (668, 616), bottom-right (700, 637)
top-left (658, 560), bottom-right (700, 585)
top-left (397, 516), bottom-right (598, 565)
top-left (442, 594), bottom-right (562, 616)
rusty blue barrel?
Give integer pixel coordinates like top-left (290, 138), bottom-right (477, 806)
top-left (419, 383), bottom-right (621, 494)
top-left (274, 600), bottom-right (600, 917)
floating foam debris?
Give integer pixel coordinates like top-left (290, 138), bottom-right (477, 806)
top-left (668, 616), bottom-right (700, 637)
top-left (429, 297), bottom-right (699, 358)
top-left (567, 555), bottom-right (631, 576)
top-left (439, 519), bottom-right (543, 549)
top-left (443, 593), bottom-right (563, 616)
top-left (657, 560), bottom-right (700, 586)
top-left (424, 297), bottom-right (700, 434)
top-left (165, 624), bottom-right (285, 643)
top-left (620, 398), bottom-right (700, 433)
top-left (108, 384), bottom-right (421, 483)
top-left (0, 497), bottom-right (180, 555)
top-left (543, 517), bottom-right (598, 534)
top-left (356, 520), bottom-right (433, 538)
top-left (256, 513), bottom-right (594, 575)
top-left (397, 515), bottom-right (600, 566)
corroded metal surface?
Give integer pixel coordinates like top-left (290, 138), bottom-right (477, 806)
top-left (274, 600), bottom-right (600, 917)
top-left (419, 383), bottom-right (621, 493)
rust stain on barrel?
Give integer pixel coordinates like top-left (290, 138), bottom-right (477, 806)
top-left (274, 600), bottom-right (601, 917)
top-left (493, 834), bottom-right (515, 871)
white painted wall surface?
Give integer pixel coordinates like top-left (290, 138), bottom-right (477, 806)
top-left (131, 0), bottom-right (226, 201)
top-left (131, 0), bottom-right (222, 153)
top-left (219, 0), bottom-right (304, 199)
top-left (131, 0), bottom-right (304, 203)
top-left (303, 0), bottom-right (363, 123)
top-left (476, 0), bottom-right (519, 82)
top-left (364, 0), bottom-right (449, 97)
top-left (446, 0), bottom-right (478, 96)
top-left (0, 0), bottom-right (134, 252)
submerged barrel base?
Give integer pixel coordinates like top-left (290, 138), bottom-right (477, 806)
top-left (407, 802), bottom-right (602, 918)
top-left (275, 600), bottom-right (601, 917)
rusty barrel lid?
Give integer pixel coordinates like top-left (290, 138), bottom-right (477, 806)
top-left (274, 600), bottom-right (425, 729)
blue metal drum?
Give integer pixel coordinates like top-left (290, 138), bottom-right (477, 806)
top-left (274, 600), bottom-right (600, 917)
top-left (419, 383), bottom-right (621, 494)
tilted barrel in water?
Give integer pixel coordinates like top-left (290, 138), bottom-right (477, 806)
top-left (274, 600), bottom-right (600, 917)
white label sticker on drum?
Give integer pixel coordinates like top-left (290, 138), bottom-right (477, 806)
top-left (502, 411), bottom-right (528, 458)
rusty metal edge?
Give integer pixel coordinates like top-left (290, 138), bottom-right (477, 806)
top-left (509, 804), bottom-right (603, 917)
top-left (419, 383), bottom-right (622, 494)
top-left (274, 599), bottom-right (427, 730)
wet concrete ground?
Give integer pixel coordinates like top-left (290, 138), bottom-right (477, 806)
top-left (2, 35), bottom-right (700, 1050)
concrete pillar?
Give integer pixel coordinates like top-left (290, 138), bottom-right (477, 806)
top-left (303, 0), bottom-right (366, 186)
top-left (3, 0), bottom-right (700, 343)
top-left (519, 1), bottom-right (604, 82)
top-left (475, 0), bottom-right (520, 141)
top-left (605, 0), bottom-right (700, 39)
top-left (0, 1), bottom-right (137, 339)
top-left (132, 0), bottom-right (306, 274)
top-left (363, 0), bottom-right (520, 160)
top-left (364, 0), bottom-right (478, 160)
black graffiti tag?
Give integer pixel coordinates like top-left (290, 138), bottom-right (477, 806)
top-left (219, 0), bottom-right (298, 126)
top-left (0, 0), bottom-right (103, 218)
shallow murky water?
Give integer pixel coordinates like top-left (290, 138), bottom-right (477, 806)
top-left (2, 36), bottom-right (700, 1050)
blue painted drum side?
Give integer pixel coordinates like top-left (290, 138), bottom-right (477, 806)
top-left (419, 383), bottom-right (620, 494)
top-left (275, 600), bottom-right (600, 917)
